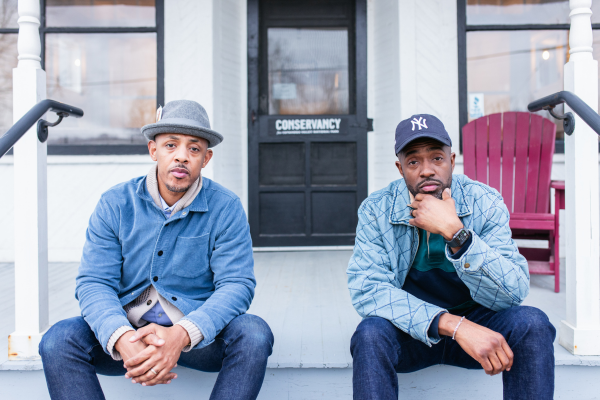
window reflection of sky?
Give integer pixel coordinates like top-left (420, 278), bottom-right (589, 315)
top-left (467, 0), bottom-right (600, 25)
top-left (46, 0), bottom-right (155, 28)
top-left (467, 30), bottom-right (570, 137)
top-left (46, 33), bottom-right (157, 145)
top-left (268, 28), bottom-right (349, 115)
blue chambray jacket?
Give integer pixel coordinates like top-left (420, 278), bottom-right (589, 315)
top-left (347, 174), bottom-right (529, 346)
top-left (76, 176), bottom-right (255, 354)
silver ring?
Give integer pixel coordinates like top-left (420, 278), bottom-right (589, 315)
top-left (150, 368), bottom-right (158, 375)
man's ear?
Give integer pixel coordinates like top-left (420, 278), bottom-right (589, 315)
top-left (202, 149), bottom-right (213, 168)
top-left (148, 140), bottom-right (157, 161)
top-left (450, 152), bottom-right (456, 173)
top-left (395, 160), bottom-right (404, 178)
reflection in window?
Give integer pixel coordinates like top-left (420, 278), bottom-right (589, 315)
top-left (0, 0), bottom-right (18, 28)
top-left (46, 0), bottom-right (155, 28)
top-left (46, 33), bottom-right (157, 145)
top-left (467, 0), bottom-right (600, 25)
top-left (467, 30), bottom-right (569, 138)
top-left (0, 34), bottom-right (17, 135)
top-left (268, 28), bottom-right (349, 115)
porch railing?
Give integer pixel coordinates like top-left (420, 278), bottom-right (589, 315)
top-left (528, 91), bottom-right (600, 137)
top-left (0, 99), bottom-right (84, 159)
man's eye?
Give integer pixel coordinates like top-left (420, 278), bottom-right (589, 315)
top-left (191, 147), bottom-right (200, 152)
top-left (408, 161), bottom-right (418, 165)
top-left (166, 143), bottom-right (175, 148)
top-left (434, 157), bottom-right (443, 161)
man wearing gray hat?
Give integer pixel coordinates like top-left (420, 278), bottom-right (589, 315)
top-left (40, 100), bottom-right (273, 400)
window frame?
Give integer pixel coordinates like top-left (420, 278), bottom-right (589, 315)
top-left (457, 0), bottom-right (600, 154)
top-left (0, 0), bottom-right (164, 155)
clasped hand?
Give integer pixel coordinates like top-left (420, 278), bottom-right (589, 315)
top-left (408, 188), bottom-right (464, 243)
top-left (116, 324), bottom-right (190, 387)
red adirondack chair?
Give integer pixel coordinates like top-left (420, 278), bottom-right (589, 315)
top-left (462, 112), bottom-right (565, 293)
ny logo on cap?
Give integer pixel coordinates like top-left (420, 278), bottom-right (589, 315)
top-left (411, 117), bottom-right (427, 131)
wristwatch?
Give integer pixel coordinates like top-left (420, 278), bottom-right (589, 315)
top-left (445, 228), bottom-right (471, 248)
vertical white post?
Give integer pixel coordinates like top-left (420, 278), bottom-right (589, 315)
top-left (560, 0), bottom-right (600, 355)
top-left (8, 0), bottom-right (48, 361)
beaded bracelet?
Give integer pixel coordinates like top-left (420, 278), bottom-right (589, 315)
top-left (452, 316), bottom-right (466, 340)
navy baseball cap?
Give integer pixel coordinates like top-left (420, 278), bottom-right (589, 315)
top-left (394, 114), bottom-right (452, 155)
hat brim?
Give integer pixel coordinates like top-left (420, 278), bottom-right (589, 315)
top-left (141, 117), bottom-right (224, 148)
top-left (395, 132), bottom-right (452, 155)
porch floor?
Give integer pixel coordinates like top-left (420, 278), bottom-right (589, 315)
top-left (0, 251), bottom-right (599, 398)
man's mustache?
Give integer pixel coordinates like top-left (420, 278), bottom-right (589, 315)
top-left (169, 163), bottom-right (189, 172)
top-left (417, 178), bottom-right (443, 189)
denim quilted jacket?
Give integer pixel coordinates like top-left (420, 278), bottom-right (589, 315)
top-left (347, 174), bottom-right (529, 346)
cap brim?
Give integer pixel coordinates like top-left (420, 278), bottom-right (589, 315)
top-left (141, 117), bottom-right (224, 148)
top-left (395, 132), bottom-right (452, 155)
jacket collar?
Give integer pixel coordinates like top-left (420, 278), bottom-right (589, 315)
top-left (389, 175), bottom-right (472, 225)
top-left (136, 171), bottom-right (209, 214)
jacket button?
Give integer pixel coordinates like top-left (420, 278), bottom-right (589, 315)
top-left (465, 263), bottom-right (470, 269)
top-left (158, 250), bottom-right (163, 256)
top-left (147, 300), bottom-right (152, 305)
top-left (153, 276), bottom-right (158, 282)
top-left (172, 296), bottom-right (177, 301)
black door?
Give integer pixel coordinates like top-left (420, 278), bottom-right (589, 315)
top-left (248, 0), bottom-right (368, 247)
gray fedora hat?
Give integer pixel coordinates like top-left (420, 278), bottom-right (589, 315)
top-left (141, 100), bottom-right (223, 148)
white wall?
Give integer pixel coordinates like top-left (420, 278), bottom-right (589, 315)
top-left (0, 156), bottom-right (155, 262)
top-left (367, 0), bottom-right (460, 194)
top-left (164, 0), bottom-right (248, 212)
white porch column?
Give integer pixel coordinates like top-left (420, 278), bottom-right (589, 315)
top-left (560, 0), bottom-right (600, 355)
top-left (8, 0), bottom-right (48, 360)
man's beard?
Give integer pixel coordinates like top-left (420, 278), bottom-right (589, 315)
top-left (406, 176), bottom-right (452, 200)
top-left (164, 163), bottom-right (195, 193)
top-left (165, 182), bottom-right (192, 193)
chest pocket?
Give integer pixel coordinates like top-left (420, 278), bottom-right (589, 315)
top-left (170, 233), bottom-right (210, 278)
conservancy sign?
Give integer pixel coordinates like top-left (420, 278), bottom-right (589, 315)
top-left (272, 118), bottom-right (344, 135)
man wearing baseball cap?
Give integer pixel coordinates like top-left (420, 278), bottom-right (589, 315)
top-left (347, 114), bottom-right (555, 399)
top-left (40, 100), bottom-right (273, 400)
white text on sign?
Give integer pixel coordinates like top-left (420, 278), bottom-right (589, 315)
top-left (275, 118), bottom-right (342, 134)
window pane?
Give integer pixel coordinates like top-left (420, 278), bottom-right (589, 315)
top-left (46, 33), bottom-right (156, 145)
top-left (467, 0), bottom-right (600, 25)
top-left (268, 28), bottom-right (349, 115)
top-left (467, 30), bottom-right (568, 139)
top-left (0, 0), bottom-right (18, 28)
top-left (46, 0), bottom-right (155, 27)
top-left (0, 34), bottom-right (17, 136)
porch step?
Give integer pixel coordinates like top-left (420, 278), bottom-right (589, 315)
top-left (0, 364), bottom-right (598, 399)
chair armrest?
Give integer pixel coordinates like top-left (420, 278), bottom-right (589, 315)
top-left (551, 180), bottom-right (565, 191)
top-left (551, 180), bottom-right (565, 211)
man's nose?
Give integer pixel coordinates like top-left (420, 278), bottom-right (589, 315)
top-left (174, 147), bottom-right (188, 163)
top-left (420, 161), bottom-right (435, 177)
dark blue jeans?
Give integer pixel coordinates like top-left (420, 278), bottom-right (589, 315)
top-left (350, 306), bottom-right (556, 400)
top-left (39, 314), bottom-right (274, 400)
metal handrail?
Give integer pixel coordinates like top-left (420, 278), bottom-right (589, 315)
top-left (528, 91), bottom-right (600, 136)
top-left (0, 99), bottom-right (84, 158)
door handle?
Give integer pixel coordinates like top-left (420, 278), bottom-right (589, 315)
top-left (251, 110), bottom-right (256, 124)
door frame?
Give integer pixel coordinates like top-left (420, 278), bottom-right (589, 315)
top-left (247, 0), bottom-right (368, 247)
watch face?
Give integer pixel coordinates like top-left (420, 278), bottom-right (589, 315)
top-left (448, 229), bottom-right (469, 247)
